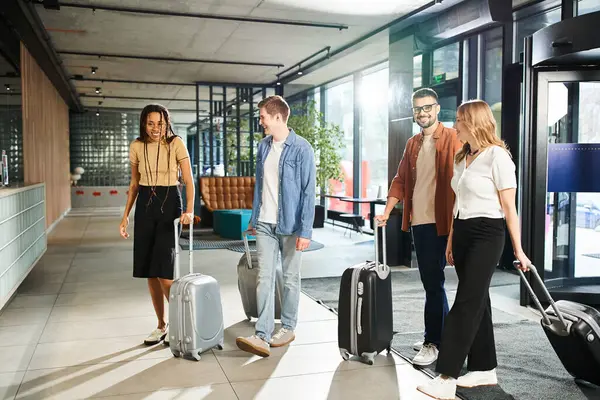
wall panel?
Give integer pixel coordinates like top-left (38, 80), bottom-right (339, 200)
top-left (20, 43), bottom-right (70, 228)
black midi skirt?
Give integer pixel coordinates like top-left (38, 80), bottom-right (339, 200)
top-left (133, 185), bottom-right (182, 280)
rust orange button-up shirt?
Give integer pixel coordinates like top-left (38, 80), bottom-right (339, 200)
top-left (387, 122), bottom-right (462, 236)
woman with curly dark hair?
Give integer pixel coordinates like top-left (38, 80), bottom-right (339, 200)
top-left (119, 104), bottom-right (195, 346)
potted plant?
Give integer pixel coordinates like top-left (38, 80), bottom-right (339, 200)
top-left (288, 100), bottom-right (345, 228)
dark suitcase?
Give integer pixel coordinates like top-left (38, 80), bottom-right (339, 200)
top-left (338, 224), bottom-right (393, 365)
top-left (237, 231), bottom-right (283, 321)
top-left (517, 261), bottom-right (600, 386)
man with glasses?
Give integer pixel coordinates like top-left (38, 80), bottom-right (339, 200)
top-left (376, 88), bottom-right (462, 366)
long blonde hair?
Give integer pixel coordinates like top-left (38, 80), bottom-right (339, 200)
top-left (455, 99), bottom-right (510, 163)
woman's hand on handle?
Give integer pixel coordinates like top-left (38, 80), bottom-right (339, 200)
top-left (514, 251), bottom-right (531, 271)
top-left (180, 212), bottom-right (194, 225)
top-left (119, 217), bottom-right (129, 239)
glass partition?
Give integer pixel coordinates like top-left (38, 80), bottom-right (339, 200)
top-left (0, 53), bottom-right (23, 185)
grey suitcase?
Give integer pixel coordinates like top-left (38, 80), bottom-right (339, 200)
top-left (168, 218), bottom-right (224, 361)
top-left (237, 230), bottom-right (284, 321)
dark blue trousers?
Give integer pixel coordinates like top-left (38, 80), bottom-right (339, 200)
top-left (411, 223), bottom-right (449, 347)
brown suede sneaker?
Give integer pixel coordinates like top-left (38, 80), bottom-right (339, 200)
top-left (236, 335), bottom-right (270, 357)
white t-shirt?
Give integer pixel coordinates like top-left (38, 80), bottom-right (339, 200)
top-left (412, 134), bottom-right (437, 226)
top-left (451, 145), bottom-right (517, 220)
top-left (259, 140), bottom-right (285, 224)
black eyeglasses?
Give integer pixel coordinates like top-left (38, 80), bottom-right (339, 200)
top-left (412, 103), bottom-right (438, 114)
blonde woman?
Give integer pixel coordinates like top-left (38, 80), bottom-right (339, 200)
top-left (417, 100), bottom-right (530, 399)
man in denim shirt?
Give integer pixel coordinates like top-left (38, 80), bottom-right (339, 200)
top-left (236, 95), bottom-right (316, 357)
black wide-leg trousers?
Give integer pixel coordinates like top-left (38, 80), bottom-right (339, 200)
top-left (435, 217), bottom-right (505, 379)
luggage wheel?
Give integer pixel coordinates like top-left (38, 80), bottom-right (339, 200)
top-left (191, 352), bottom-right (202, 361)
top-left (216, 344), bottom-right (224, 350)
top-left (339, 348), bottom-right (350, 361)
top-left (171, 350), bottom-right (181, 358)
top-left (361, 351), bottom-right (376, 366)
top-left (246, 314), bottom-right (252, 321)
top-left (386, 345), bottom-right (391, 354)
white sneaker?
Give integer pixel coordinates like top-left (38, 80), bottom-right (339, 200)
top-left (417, 376), bottom-right (457, 400)
top-left (413, 340), bottom-right (424, 351)
top-left (456, 369), bottom-right (498, 388)
top-left (144, 326), bottom-right (167, 345)
top-left (413, 343), bottom-right (439, 366)
top-left (270, 328), bottom-right (295, 348)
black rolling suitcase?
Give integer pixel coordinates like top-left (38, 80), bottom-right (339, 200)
top-left (517, 261), bottom-right (600, 386)
top-left (338, 224), bottom-right (393, 365)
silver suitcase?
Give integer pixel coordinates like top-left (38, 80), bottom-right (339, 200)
top-left (237, 230), bottom-right (284, 321)
top-left (169, 218), bottom-right (224, 361)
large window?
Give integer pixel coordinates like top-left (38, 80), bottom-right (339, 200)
top-left (360, 65), bottom-right (389, 218)
top-left (325, 78), bottom-right (354, 213)
top-left (482, 27), bottom-right (503, 136)
top-left (578, 0), bottom-right (600, 15)
top-left (515, 7), bottom-right (561, 62)
top-left (432, 42), bottom-right (460, 82)
top-left (413, 55), bottom-right (423, 88)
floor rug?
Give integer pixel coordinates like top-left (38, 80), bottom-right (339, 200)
top-left (301, 268), bottom-right (600, 400)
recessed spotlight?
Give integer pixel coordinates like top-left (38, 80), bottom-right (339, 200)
top-left (95, 87), bottom-right (101, 94)
top-left (4, 84), bottom-right (10, 91)
top-left (276, 81), bottom-right (281, 85)
top-left (91, 66), bottom-right (97, 74)
top-left (297, 71), bottom-right (303, 75)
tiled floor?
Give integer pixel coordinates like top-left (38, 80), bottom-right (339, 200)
top-left (0, 211), bottom-right (435, 400)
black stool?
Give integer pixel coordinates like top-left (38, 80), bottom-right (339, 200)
top-left (340, 213), bottom-right (363, 237)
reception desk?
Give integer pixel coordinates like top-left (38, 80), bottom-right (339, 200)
top-left (0, 184), bottom-right (47, 309)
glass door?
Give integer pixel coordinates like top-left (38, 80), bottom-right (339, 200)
top-left (530, 70), bottom-right (600, 304)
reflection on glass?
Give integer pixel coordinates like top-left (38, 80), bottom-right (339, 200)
top-left (414, 55), bottom-right (423, 88)
top-left (432, 43), bottom-right (460, 81)
top-left (0, 55), bottom-right (23, 185)
top-left (578, 0), bottom-right (600, 16)
top-left (360, 66), bottom-right (389, 219)
top-left (325, 78), bottom-right (354, 213)
top-left (515, 8), bottom-right (561, 62)
top-left (482, 27), bottom-right (503, 137)
top-left (545, 82), bottom-right (600, 279)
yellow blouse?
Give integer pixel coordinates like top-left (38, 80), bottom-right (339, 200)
top-left (129, 137), bottom-right (189, 187)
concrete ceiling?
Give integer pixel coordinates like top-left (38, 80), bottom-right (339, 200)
top-left (33, 0), bottom-right (432, 113)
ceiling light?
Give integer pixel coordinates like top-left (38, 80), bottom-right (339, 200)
top-left (91, 67), bottom-right (97, 74)
top-left (95, 87), bottom-right (101, 94)
top-left (276, 81), bottom-right (281, 86)
top-left (4, 84), bottom-right (10, 91)
top-left (96, 110), bottom-right (100, 116)
top-left (297, 71), bottom-right (303, 75)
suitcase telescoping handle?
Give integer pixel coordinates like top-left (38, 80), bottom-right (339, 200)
top-left (373, 223), bottom-right (390, 280)
top-left (242, 230), bottom-right (253, 269)
top-left (173, 218), bottom-right (193, 279)
top-left (514, 261), bottom-right (569, 335)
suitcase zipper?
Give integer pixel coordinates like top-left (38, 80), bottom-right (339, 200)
top-left (350, 266), bottom-right (362, 355)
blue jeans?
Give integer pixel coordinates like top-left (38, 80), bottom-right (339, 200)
top-left (411, 223), bottom-right (449, 347)
top-left (255, 222), bottom-right (302, 342)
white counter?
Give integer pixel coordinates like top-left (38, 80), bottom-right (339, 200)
top-left (0, 183), bottom-right (47, 310)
